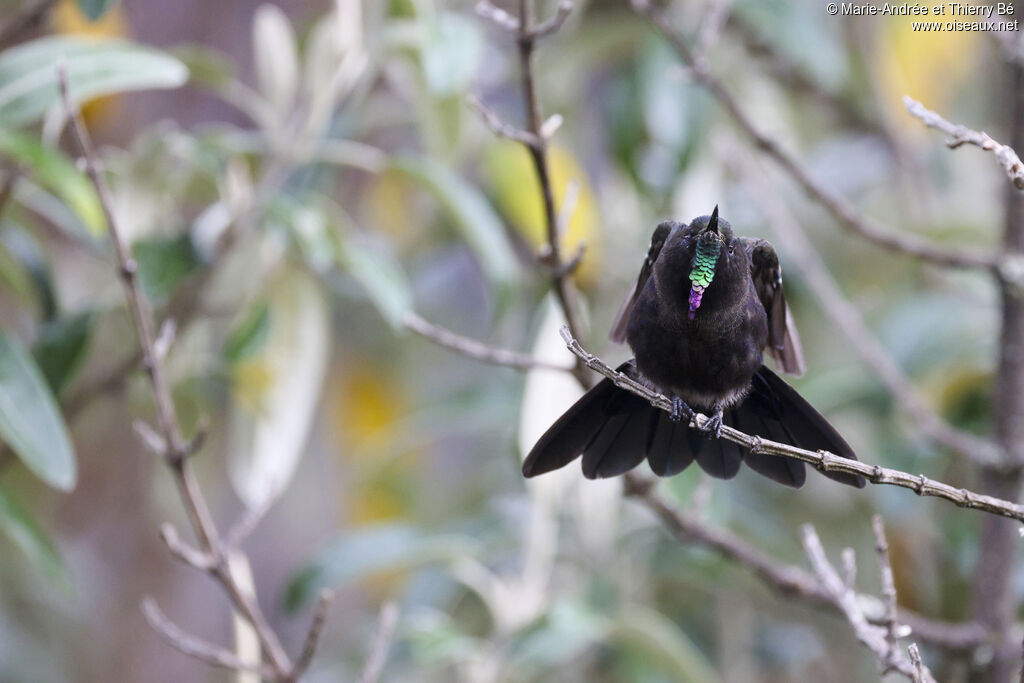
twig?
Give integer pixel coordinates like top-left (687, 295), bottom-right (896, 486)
top-left (630, 0), bottom-right (1000, 273)
top-left (724, 14), bottom-right (888, 137)
top-left (563, 327), bottom-right (1024, 522)
top-left (511, 0), bottom-right (589, 383)
top-left (466, 95), bottom-right (540, 146)
top-left (694, 0), bottom-right (731, 64)
top-left (58, 63), bottom-right (294, 677)
top-left (801, 525), bottom-right (935, 681)
top-left (728, 151), bottom-right (1005, 468)
top-left (908, 643), bottom-right (929, 683)
top-left (904, 96), bottom-right (1024, 191)
top-left (475, 1), bottom-right (519, 31)
top-left (404, 311), bottom-right (572, 372)
top-left (622, 473), bottom-right (988, 651)
top-left (533, 0), bottom-right (573, 39)
top-left (141, 597), bottom-right (274, 678)
top-left (358, 602), bottom-right (400, 683)
top-left (0, 0), bottom-right (58, 50)
top-left (873, 516), bottom-right (902, 673)
top-left (291, 590), bottom-right (336, 680)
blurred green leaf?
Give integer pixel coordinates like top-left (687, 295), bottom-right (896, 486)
top-left (0, 332), bottom-right (76, 491)
top-left (171, 44), bottom-right (235, 89)
top-left (421, 12), bottom-right (482, 96)
top-left (0, 239), bottom-right (35, 305)
top-left (132, 234), bottom-right (200, 303)
top-left (510, 600), bottom-right (606, 669)
top-left (228, 268), bottom-right (330, 509)
top-left (335, 236), bottom-right (413, 331)
top-left (223, 303), bottom-right (271, 365)
top-left (32, 312), bottom-right (93, 397)
top-left (0, 37), bottom-right (189, 127)
top-left (285, 524), bottom-right (477, 610)
top-left (391, 156), bottom-right (518, 307)
top-left (608, 605), bottom-right (720, 683)
top-left (252, 4), bottom-right (298, 119)
top-left (0, 131), bottom-right (104, 237)
top-left (77, 0), bottom-right (120, 21)
top-left (0, 483), bottom-right (69, 589)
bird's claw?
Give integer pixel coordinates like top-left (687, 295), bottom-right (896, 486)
top-left (700, 408), bottom-right (724, 439)
top-left (670, 396), bottom-right (693, 423)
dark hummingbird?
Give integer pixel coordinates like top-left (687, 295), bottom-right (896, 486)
top-left (522, 207), bottom-right (865, 488)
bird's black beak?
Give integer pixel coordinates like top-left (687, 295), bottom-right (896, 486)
top-left (707, 205), bottom-right (719, 235)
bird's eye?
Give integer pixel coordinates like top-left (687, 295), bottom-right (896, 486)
top-left (728, 245), bottom-right (735, 255)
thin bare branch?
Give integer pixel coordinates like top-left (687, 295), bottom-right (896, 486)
top-left (404, 311), bottom-right (572, 372)
top-left (873, 516), bottom-right (903, 673)
top-left (622, 473), bottom-right (986, 651)
top-left (564, 327), bottom-right (1024, 521)
top-left (475, 1), bottom-right (520, 31)
top-left (466, 94), bottom-right (540, 146)
top-left (159, 523), bottom-right (215, 571)
top-left (802, 525), bottom-right (935, 681)
top-left (510, 0), bottom-right (589, 384)
top-left (58, 63), bottom-right (293, 677)
top-left (728, 150), bottom-right (1005, 468)
top-left (291, 590), bottom-right (336, 680)
top-left (630, 0), bottom-right (1000, 273)
top-left (904, 96), bottom-right (1024, 191)
top-left (358, 602), bottom-right (400, 683)
top-left (533, 0), bottom-right (574, 39)
top-left (141, 597), bottom-right (274, 678)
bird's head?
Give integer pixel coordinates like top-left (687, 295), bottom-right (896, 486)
top-left (658, 206), bottom-right (748, 319)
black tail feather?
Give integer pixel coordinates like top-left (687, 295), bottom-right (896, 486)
top-left (647, 411), bottom-right (694, 476)
top-left (523, 361), bottom-right (865, 489)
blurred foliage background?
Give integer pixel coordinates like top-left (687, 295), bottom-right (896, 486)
top-left (0, 0), bottom-right (1015, 680)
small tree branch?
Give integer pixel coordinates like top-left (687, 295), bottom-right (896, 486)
top-left (467, 95), bottom-right (540, 146)
top-left (404, 311), bottom-right (572, 372)
top-left (904, 96), bottom-right (1024, 191)
top-left (58, 63), bottom-right (294, 677)
top-left (507, 0), bottom-right (589, 384)
top-left (141, 597), bottom-right (274, 678)
top-left (622, 473), bottom-right (988, 651)
top-left (727, 150), bottom-right (1006, 468)
top-left (873, 516), bottom-right (903, 673)
top-left (630, 0), bottom-right (1000, 273)
top-left (358, 602), bottom-right (400, 683)
top-left (290, 590), bottom-right (336, 680)
top-left (564, 327), bottom-right (1024, 522)
top-left (802, 525), bottom-right (936, 681)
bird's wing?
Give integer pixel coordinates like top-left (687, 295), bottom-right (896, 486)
top-left (740, 237), bottom-right (806, 376)
top-left (609, 222), bottom-right (674, 343)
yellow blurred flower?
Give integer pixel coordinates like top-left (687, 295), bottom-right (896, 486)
top-left (52, 0), bottom-right (130, 125)
top-left (483, 140), bottom-right (603, 288)
top-left (876, 21), bottom-right (979, 124)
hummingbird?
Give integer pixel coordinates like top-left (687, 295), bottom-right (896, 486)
top-left (522, 207), bottom-right (865, 488)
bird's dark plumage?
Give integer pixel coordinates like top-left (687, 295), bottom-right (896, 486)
top-left (522, 209), bottom-right (865, 488)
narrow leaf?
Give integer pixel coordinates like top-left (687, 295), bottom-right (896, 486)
top-left (0, 37), bottom-right (189, 127)
top-left (0, 333), bottom-right (76, 490)
top-left (391, 156), bottom-right (519, 306)
top-left (32, 311), bottom-right (93, 396)
top-left (0, 482), bottom-right (69, 589)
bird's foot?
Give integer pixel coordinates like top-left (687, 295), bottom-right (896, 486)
top-left (700, 407), bottom-right (724, 439)
top-left (669, 396), bottom-right (693, 423)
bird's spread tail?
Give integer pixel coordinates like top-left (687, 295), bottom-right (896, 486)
top-left (522, 363), bottom-right (865, 488)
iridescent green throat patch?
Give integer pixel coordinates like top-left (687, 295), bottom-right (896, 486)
top-left (688, 233), bottom-right (720, 319)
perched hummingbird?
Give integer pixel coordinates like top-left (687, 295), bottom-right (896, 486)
top-left (522, 207), bottom-right (865, 488)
